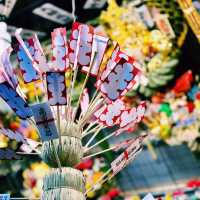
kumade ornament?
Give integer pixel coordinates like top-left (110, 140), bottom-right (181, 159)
top-left (0, 21), bottom-right (146, 200)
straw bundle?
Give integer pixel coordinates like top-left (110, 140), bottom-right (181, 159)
top-left (41, 135), bottom-right (83, 167)
top-left (43, 167), bottom-right (85, 193)
top-left (41, 188), bottom-right (86, 200)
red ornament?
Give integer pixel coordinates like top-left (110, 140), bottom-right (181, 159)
top-left (75, 159), bottom-right (93, 170)
top-left (100, 195), bottom-right (111, 200)
top-left (107, 188), bottom-right (121, 198)
top-left (186, 102), bottom-right (195, 113)
top-left (173, 70), bottom-right (193, 94)
top-left (196, 92), bottom-right (200, 100)
top-left (187, 179), bottom-right (200, 188)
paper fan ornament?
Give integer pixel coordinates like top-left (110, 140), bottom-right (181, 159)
top-left (0, 22), bottom-right (147, 200)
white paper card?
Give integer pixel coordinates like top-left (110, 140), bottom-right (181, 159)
top-left (33, 3), bottom-right (73, 25)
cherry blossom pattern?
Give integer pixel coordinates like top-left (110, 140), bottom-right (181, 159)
top-left (119, 101), bottom-right (146, 128)
top-left (16, 42), bottom-right (40, 83)
top-left (82, 34), bottom-right (109, 77)
top-left (51, 28), bottom-right (69, 72)
top-left (95, 99), bottom-right (125, 127)
top-left (69, 22), bottom-right (94, 68)
top-left (99, 57), bottom-right (135, 101)
top-left (31, 103), bottom-right (58, 141)
top-left (121, 67), bottom-right (141, 96)
top-left (1, 48), bottom-right (18, 88)
top-left (80, 88), bottom-right (89, 114)
top-left (0, 128), bottom-right (27, 144)
top-left (27, 35), bottom-right (49, 73)
top-left (46, 72), bottom-right (67, 105)
top-left (0, 82), bottom-right (33, 119)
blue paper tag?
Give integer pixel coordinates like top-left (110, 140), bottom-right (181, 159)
top-left (0, 82), bottom-right (33, 119)
top-left (31, 103), bottom-right (59, 141)
top-left (0, 194), bottom-right (10, 200)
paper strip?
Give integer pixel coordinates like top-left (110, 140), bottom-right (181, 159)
top-left (0, 82), bottom-right (33, 119)
top-left (31, 103), bottom-right (59, 141)
top-left (27, 35), bottom-right (49, 73)
top-left (82, 34), bottom-right (109, 76)
top-left (15, 29), bottom-right (40, 83)
top-left (111, 137), bottom-right (143, 175)
top-left (80, 88), bottom-right (90, 114)
top-left (69, 22), bottom-right (94, 68)
top-left (46, 72), bottom-right (67, 105)
top-left (51, 28), bottom-right (69, 71)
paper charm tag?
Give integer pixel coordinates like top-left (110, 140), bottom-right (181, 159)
top-left (46, 72), bottom-right (67, 105)
top-left (1, 48), bottom-right (18, 88)
top-left (0, 148), bottom-right (21, 160)
top-left (82, 34), bottom-right (109, 76)
top-left (0, 194), bottom-right (10, 200)
top-left (20, 138), bottom-right (40, 153)
top-left (80, 88), bottom-right (90, 115)
top-left (114, 122), bottom-right (136, 136)
top-left (136, 5), bottom-right (154, 28)
top-left (114, 138), bottom-right (137, 151)
top-left (51, 28), bottom-right (69, 71)
top-left (0, 82), bottom-right (33, 119)
top-left (99, 56), bottom-right (136, 101)
top-left (120, 101), bottom-right (146, 128)
top-left (27, 35), bottom-right (49, 73)
top-left (0, 128), bottom-right (27, 144)
top-left (97, 43), bottom-right (120, 86)
top-left (95, 99), bottom-right (125, 127)
top-left (15, 30), bottom-right (40, 83)
top-left (111, 137), bottom-right (143, 175)
top-left (31, 103), bottom-right (59, 141)
top-left (155, 14), bottom-right (175, 39)
top-left (143, 193), bottom-right (155, 200)
top-left (69, 22), bottom-right (94, 69)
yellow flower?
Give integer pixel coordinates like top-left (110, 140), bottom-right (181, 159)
top-left (30, 162), bottom-right (50, 178)
top-left (165, 193), bottom-right (173, 200)
top-left (0, 135), bottom-right (9, 148)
